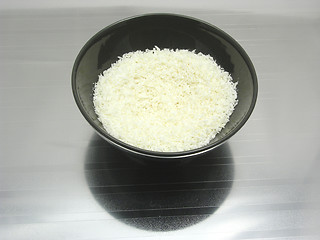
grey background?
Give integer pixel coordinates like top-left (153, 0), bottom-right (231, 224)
top-left (1, 1), bottom-right (320, 239)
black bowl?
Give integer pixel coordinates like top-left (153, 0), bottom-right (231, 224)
top-left (72, 13), bottom-right (258, 160)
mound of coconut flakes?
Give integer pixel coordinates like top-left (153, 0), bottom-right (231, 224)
top-left (93, 47), bottom-right (237, 152)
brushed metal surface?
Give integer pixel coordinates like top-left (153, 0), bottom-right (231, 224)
top-left (1, 4), bottom-right (320, 240)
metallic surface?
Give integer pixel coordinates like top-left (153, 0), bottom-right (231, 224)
top-left (1, 2), bottom-right (320, 239)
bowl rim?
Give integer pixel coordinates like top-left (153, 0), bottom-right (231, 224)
top-left (72, 13), bottom-right (258, 159)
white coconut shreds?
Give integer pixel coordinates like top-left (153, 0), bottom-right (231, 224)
top-left (93, 47), bottom-right (238, 152)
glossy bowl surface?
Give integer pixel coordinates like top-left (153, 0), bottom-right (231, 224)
top-left (72, 13), bottom-right (258, 160)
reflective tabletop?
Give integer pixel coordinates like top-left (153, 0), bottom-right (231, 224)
top-left (1, 2), bottom-right (320, 239)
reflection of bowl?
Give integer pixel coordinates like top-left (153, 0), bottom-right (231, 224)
top-left (85, 133), bottom-right (234, 231)
top-left (72, 13), bottom-right (258, 160)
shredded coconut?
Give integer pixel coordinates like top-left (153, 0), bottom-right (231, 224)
top-left (93, 47), bottom-right (237, 152)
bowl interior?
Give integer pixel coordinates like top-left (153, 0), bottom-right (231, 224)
top-left (72, 14), bottom-right (257, 157)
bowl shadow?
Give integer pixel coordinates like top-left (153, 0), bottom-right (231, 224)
top-left (85, 133), bottom-right (234, 231)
